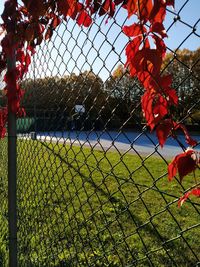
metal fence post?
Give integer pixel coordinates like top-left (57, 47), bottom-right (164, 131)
top-left (7, 52), bottom-right (17, 266)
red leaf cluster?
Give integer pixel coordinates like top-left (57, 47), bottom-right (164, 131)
top-left (121, 2), bottom-right (176, 136)
top-left (121, 0), bottom-right (197, 155)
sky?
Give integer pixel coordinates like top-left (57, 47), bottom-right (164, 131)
top-left (0, 0), bottom-right (199, 81)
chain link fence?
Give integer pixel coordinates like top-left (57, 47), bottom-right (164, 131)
top-left (0, 137), bottom-right (8, 266)
top-left (0, 0), bottom-right (200, 266)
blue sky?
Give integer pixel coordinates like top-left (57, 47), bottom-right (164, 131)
top-left (0, 0), bottom-right (199, 81)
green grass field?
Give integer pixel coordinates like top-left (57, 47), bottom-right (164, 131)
top-left (0, 139), bottom-right (200, 266)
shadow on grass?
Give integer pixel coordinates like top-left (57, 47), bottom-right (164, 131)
top-left (40, 142), bottom-right (199, 266)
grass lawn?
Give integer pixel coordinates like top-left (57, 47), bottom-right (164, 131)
top-left (0, 138), bottom-right (200, 266)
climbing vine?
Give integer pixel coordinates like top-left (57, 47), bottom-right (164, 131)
top-left (0, 0), bottom-right (199, 205)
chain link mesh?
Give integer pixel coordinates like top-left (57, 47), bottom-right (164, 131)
top-left (0, 0), bottom-right (200, 266)
top-left (0, 136), bottom-right (8, 266)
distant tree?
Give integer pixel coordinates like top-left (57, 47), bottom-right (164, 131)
top-left (21, 71), bottom-right (109, 130)
top-left (106, 64), bottom-right (143, 102)
top-left (22, 71), bottom-right (105, 110)
top-left (105, 64), bottom-right (144, 128)
top-left (162, 48), bottom-right (200, 122)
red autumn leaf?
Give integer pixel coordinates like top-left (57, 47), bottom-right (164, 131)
top-left (35, 23), bottom-right (45, 35)
top-left (114, 0), bottom-right (124, 5)
top-left (27, 45), bottom-right (36, 55)
top-left (148, 75), bottom-right (178, 106)
top-left (123, 23), bottom-right (147, 37)
top-left (177, 150), bottom-right (197, 181)
top-left (152, 35), bottom-right (166, 58)
top-left (132, 48), bottom-right (162, 76)
top-left (45, 27), bottom-right (53, 40)
top-left (156, 119), bottom-right (174, 147)
top-left (137, 71), bottom-right (152, 88)
top-left (1, 33), bottom-right (15, 57)
top-left (57, 0), bottom-right (70, 16)
top-left (99, 0), bottom-right (115, 17)
top-left (141, 90), bottom-right (155, 130)
top-left (141, 92), bottom-right (168, 131)
top-left (0, 127), bottom-right (6, 139)
top-left (57, 0), bottom-right (79, 19)
top-left (1, 0), bottom-right (17, 22)
top-left (18, 107), bottom-right (26, 117)
top-left (123, 0), bottom-right (137, 17)
top-left (18, 6), bottom-right (29, 16)
top-left (86, 0), bottom-right (92, 7)
top-left (137, 0), bottom-right (153, 21)
top-left (153, 6), bottom-right (166, 23)
top-left (174, 123), bottom-right (197, 147)
top-left (89, 1), bottom-right (102, 14)
top-left (168, 158), bottom-right (177, 181)
top-left (77, 10), bottom-right (92, 27)
top-left (166, 0), bottom-right (175, 7)
top-left (168, 149), bottom-right (197, 182)
top-left (16, 50), bottom-right (31, 76)
top-left (25, 0), bottom-right (47, 18)
top-left (149, 1), bottom-right (166, 23)
top-left (71, 2), bottom-right (84, 20)
top-left (153, 94), bottom-right (168, 119)
top-left (0, 108), bottom-right (7, 139)
top-left (190, 188), bottom-right (200, 197)
top-left (24, 24), bottom-right (35, 42)
top-left (4, 69), bottom-right (18, 93)
top-left (123, 0), bottom-right (152, 20)
top-left (165, 88), bottom-right (178, 105)
top-left (99, 0), bottom-right (109, 16)
top-left (51, 16), bottom-right (61, 30)
top-left (25, 53), bottom-right (31, 69)
top-left (150, 22), bottom-right (167, 38)
top-left (178, 187), bottom-right (200, 207)
top-left (11, 98), bottom-right (20, 114)
top-left (109, 1), bottom-right (116, 17)
top-left (125, 37), bottom-right (142, 61)
top-left (160, 74), bottom-right (172, 88)
top-left (125, 37), bottom-right (142, 76)
top-left (16, 50), bottom-right (25, 64)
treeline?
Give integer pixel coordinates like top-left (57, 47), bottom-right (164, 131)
top-left (20, 71), bottom-right (142, 131)
top-left (1, 48), bottom-right (199, 131)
